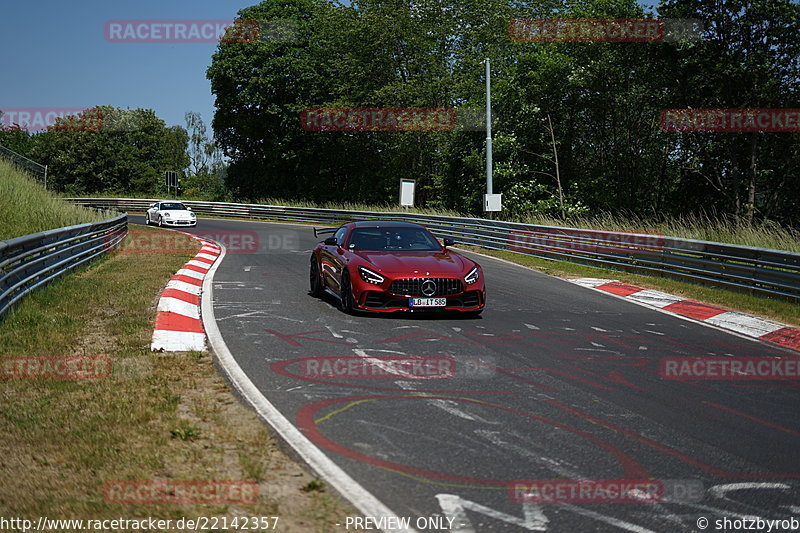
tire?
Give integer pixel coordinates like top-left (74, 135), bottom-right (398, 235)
top-left (144, 213), bottom-right (150, 225)
top-left (340, 270), bottom-right (355, 314)
top-left (309, 256), bottom-right (323, 297)
top-left (157, 216), bottom-right (163, 228)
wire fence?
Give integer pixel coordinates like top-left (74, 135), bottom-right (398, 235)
top-left (0, 144), bottom-right (47, 186)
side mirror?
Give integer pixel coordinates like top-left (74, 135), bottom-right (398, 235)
top-left (324, 237), bottom-right (338, 246)
top-left (443, 238), bottom-right (456, 247)
top-left (186, 206), bottom-right (192, 211)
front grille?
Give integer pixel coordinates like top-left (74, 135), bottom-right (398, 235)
top-left (389, 277), bottom-right (462, 297)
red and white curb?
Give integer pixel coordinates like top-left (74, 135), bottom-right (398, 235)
top-left (150, 237), bottom-right (221, 352)
top-left (568, 278), bottom-right (800, 352)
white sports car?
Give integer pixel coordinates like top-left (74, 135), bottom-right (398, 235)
top-left (145, 201), bottom-right (197, 227)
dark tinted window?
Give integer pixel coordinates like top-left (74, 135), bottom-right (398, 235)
top-left (347, 227), bottom-right (441, 251)
top-left (160, 203), bottom-right (187, 210)
top-left (334, 227), bottom-right (347, 245)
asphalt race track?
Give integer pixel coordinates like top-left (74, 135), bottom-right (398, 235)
top-left (131, 215), bottom-right (800, 532)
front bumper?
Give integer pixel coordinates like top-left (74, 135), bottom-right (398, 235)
top-left (162, 219), bottom-right (196, 227)
top-left (356, 289), bottom-right (485, 313)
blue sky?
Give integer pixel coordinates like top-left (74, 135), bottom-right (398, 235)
top-left (2, 0), bottom-right (659, 134)
top-left (1, 0), bottom-right (256, 131)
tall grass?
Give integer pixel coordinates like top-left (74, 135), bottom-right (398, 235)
top-left (0, 160), bottom-right (109, 240)
top-left (515, 211), bottom-right (800, 253)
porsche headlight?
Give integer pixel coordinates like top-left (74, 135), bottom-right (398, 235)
top-left (358, 266), bottom-right (384, 285)
top-left (465, 266), bottom-right (480, 284)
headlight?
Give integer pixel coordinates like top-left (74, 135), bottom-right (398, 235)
top-left (465, 266), bottom-right (480, 284)
top-left (189, 212), bottom-right (196, 218)
top-left (358, 266), bottom-right (384, 285)
top-left (163, 213), bottom-right (172, 218)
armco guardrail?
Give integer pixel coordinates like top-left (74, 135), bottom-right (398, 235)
top-left (66, 198), bottom-right (800, 302)
top-left (0, 214), bottom-right (128, 319)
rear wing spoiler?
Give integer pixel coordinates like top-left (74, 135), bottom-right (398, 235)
top-left (313, 227), bottom-right (337, 238)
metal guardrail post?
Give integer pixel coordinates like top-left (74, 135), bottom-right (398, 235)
top-left (0, 214), bottom-right (128, 320)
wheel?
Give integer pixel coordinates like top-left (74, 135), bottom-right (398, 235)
top-left (340, 270), bottom-right (355, 314)
top-left (309, 256), bottom-right (323, 297)
top-left (144, 213), bottom-right (150, 225)
top-left (157, 216), bottom-right (163, 227)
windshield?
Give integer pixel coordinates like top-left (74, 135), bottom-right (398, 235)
top-left (347, 227), bottom-right (442, 251)
top-left (160, 203), bottom-right (187, 210)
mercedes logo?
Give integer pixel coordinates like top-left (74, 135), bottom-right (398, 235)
top-left (421, 279), bottom-right (437, 297)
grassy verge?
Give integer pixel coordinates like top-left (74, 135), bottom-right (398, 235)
top-left (0, 225), bottom-right (353, 530)
top-left (0, 160), bottom-right (111, 240)
top-left (457, 245), bottom-right (800, 327)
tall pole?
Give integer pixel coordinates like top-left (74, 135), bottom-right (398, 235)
top-left (485, 58), bottom-right (493, 197)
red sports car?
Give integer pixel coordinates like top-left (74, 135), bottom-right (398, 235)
top-left (309, 221), bottom-right (485, 315)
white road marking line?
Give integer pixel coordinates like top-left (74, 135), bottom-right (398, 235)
top-left (556, 503), bottom-right (656, 533)
top-left (570, 278), bottom-right (614, 288)
top-left (325, 326), bottom-right (343, 338)
top-left (202, 260), bottom-right (416, 532)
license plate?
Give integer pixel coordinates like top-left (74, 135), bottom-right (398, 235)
top-left (409, 297), bottom-right (447, 307)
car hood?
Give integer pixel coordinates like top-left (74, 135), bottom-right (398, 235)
top-left (354, 250), bottom-right (469, 275)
